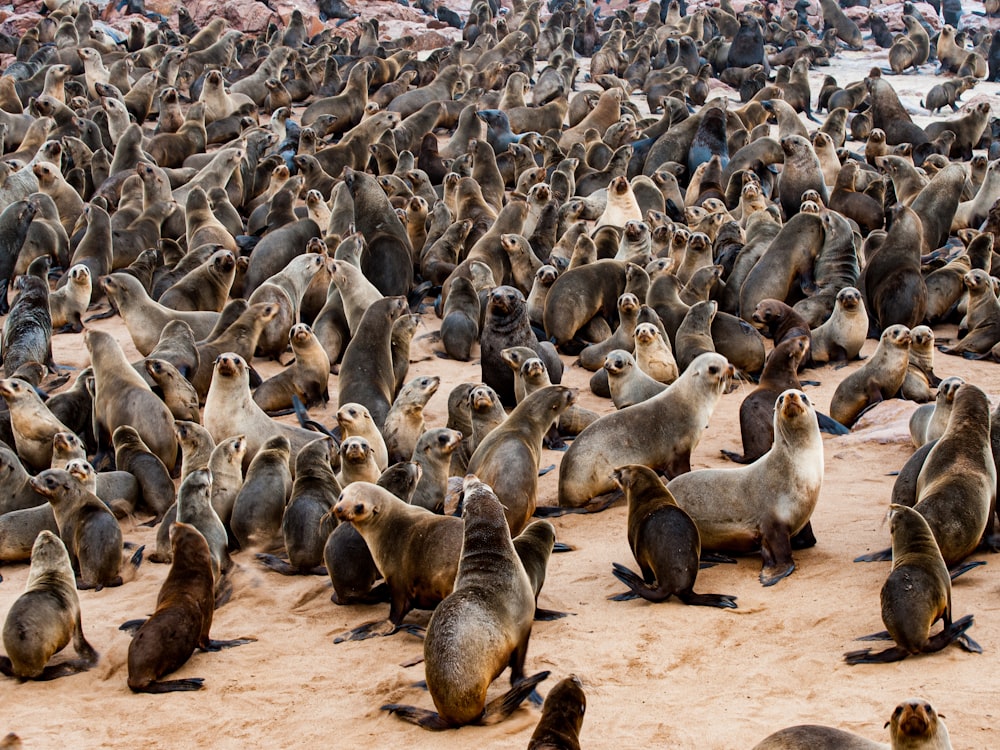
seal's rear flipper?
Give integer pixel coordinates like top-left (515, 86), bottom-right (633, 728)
top-left (949, 560), bottom-right (986, 580)
top-left (119, 618), bottom-right (148, 634)
top-left (854, 548), bottom-right (892, 562)
top-left (382, 704), bottom-right (451, 730)
top-left (680, 592), bottom-right (738, 609)
top-left (843, 646), bottom-right (908, 665)
top-left (534, 607), bottom-right (570, 620)
top-left (131, 677), bottom-right (205, 693)
top-left (202, 637), bottom-right (256, 652)
top-left (481, 670), bottom-right (550, 725)
top-left (816, 412), bottom-right (849, 435)
top-left (925, 613), bottom-right (977, 654)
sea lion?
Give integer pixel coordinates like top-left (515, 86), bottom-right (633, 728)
top-left (845, 505), bottom-right (979, 664)
top-left (125, 523), bottom-right (254, 693)
top-left (29, 468), bottom-right (125, 590)
top-left (383, 476), bottom-right (547, 730)
top-left (0, 531), bottom-right (98, 681)
top-left (830, 325), bottom-right (911, 428)
top-left (669, 390), bottom-right (824, 586)
top-left (332, 482), bottom-right (463, 641)
top-left (468, 386), bottom-right (576, 535)
top-left (338, 296), bottom-right (408, 429)
top-left (86, 329), bottom-right (177, 471)
top-left (527, 675), bottom-right (586, 750)
top-left (113, 426), bottom-right (175, 520)
top-left (604, 349), bottom-right (668, 409)
top-left (0, 378), bottom-right (73, 471)
top-left (559, 353), bottom-right (734, 508)
top-left (610, 465), bottom-right (737, 608)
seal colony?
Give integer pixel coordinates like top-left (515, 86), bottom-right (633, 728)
top-left (0, 0), bottom-right (1000, 745)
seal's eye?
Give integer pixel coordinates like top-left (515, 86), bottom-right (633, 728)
top-left (708, 365), bottom-right (719, 375)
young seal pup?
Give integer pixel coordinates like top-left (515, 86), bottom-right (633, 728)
top-left (0, 531), bottom-right (98, 681)
top-left (845, 505), bottom-right (980, 664)
top-left (124, 523), bottom-right (254, 693)
top-left (668, 389), bottom-right (824, 586)
top-left (383, 477), bottom-right (549, 730)
top-left (609, 465), bottom-right (737, 608)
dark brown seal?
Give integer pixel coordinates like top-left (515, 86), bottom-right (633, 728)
top-left (527, 675), bottom-right (587, 750)
top-left (383, 476), bottom-right (548, 730)
top-left (610, 465), bottom-right (737, 608)
top-left (125, 522), bottom-right (254, 692)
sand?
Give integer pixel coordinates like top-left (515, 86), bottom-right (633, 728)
top-left (3, 13), bottom-right (1000, 750)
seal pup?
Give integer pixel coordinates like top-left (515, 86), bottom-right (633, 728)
top-left (468, 386), bottom-right (576, 535)
top-left (910, 376), bottom-right (963, 448)
top-left (29, 468), bottom-right (128, 590)
top-left (383, 476), bottom-right (548, 730)
top-left (333, 482), bottom-right (463, 641)
top-left (527, 675), bottom-right (587, 750)
top-left (0, 531), bottom-right (98, 681)
top-left (558, 353), bottom-right (733, 509)
top-left (124, 523), bottom-right (254, 693)
top-left (830, 325), bottom-right (911, 428)
top-left (809, 287), bottom-right (868, 365)
top-left (609, 465), bottom-right (737, 608)
top-left (669, 390), bottom-right (824, 586)
top-left (845, 505), bottom-right (980, 664)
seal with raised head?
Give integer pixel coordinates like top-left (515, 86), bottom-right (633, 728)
top-left (383, 476), bottom-right (548, 730)
top-left (468, 385), bottom-right (577, 535)
top-left (125, 522), bottom-right (254, 693)
top-left (830, 325), bottom-right (911, 428)
top-left (332, 482), bottom-right (463, 641)
top-left (845, 505), bottom-right (979, 664)
top-left (669, 389), bottom-right (824, 586)
top-left (559, 353), bottom-right (734, 508)
top-left (610, 465), bottom-right (737, 608)
top-left (0, 531), bottom-right (98, 681)
top-left (809, 286), bottom-right (868, 365)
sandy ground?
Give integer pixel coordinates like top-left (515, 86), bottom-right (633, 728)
top-left (3, 13), bottom-right (1000, 750)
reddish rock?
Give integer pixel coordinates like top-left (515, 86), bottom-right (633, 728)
top-left (1, 12), bottom-right (44, 36)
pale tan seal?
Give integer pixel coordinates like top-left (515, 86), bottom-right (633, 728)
top-left (668, 389), bottom-right (824, 586)
top-left (830, 325), bottom-right (911, 428)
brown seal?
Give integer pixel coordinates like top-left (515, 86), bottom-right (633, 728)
top-left (158, 248), bottom-right (236, 313)
top-left (901, 326), bottom-right (941, 403)
top-left (845, 505), bottom-right (979, 664)
top-left (383, 375), bottom-right (441, 466)
top-left (559, 353), bottom-right (734, 508)
top-left (527, 675), bottom-right (587, 750)
top-left (610, 465), bottom-right (737, 608)
top-left (862, 204), bottom-right (927, 332)
top-left (29, 468), bottom-right (126, 590)
top-left (0, 377), bottom-right (74, 471)
top-left (252, 323), bottom-right (330, 413)
top-left (332, 481), bottom-right (463, 641)
top-left (383, 476), bottom-right (548, 730)
top-left (604, 349), bottom-right (668, 409)
top-left (809, 287), bottom-right (868, 365)
top-left (0, 531), bottom-right (98, 680)
top-left (86, 329), bottom-right (177, 472)
top-left (830, 325), bottom-right (911, 428)
top-left (231, 435), bottom-right (293, 551)
top-left (49, 264), bottom-right (90, 333)
top-left (751, 299), bottom-right (811, 350)
top-left (125, 522), bottom-right (254, 693)
top-left (909, 376), bottom-right (963, 448)
top-left (468, 386), bottom-right (576, 535)
top-left (669, 389), bottom-right (824, 586)
top-left (939, 269), bottom-right (1000, 357)
top-left (145, 358), bottom-right (200, 424)
top-left (337, 402), bottom-right (389, 472)
top-left (113, 425), bottom-right (175, 520)
top-left (722, 336), bottom-right (810, 464)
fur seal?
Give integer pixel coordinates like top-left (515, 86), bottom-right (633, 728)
top-left (0, 378), bottom-right (73, 471)
top-left (910, 376), bottom-right (963, 448)
top-left (604, 349), bottom-right (668, 409)
top-left (481, 285), bottom-right (563, 408)
top-left (145, 358), bottom-right (200, 424)
top-left (333, 482), bottom-right (463, 641)
top-left (901, 326), bottom-right (940, 403)
top-left (252, 324), bottom-right (330, 413)
top-left (49, 264), bottom-right (90, 334)
top-left (113, 426), bottom-right (175, 520)
top-left (383, 476), bottom-right (547, 730)
top-left (527, 675), bottom-right (586, 750)
top-left (2, 274), bottom-right (53, 378)
top-left (125, 522), bottom-right (254, 693)
top-left (0, 531), bottom-right (98, 681)
top-left (468, 386), bottom-right (576, 535)
top-left (558, 353), bottom-right (733, 508)
top-left (384, 376), bottom-right (442, 467)
top-left (669, 389), bottom-right (824, 586)
top-left (231, 435), bottom-right (292, 551)
top-left (845, 505), bottom-right (979, 664)
top-left (830, 325), bottom-right (911, 428)
top-left (610, 465), bottom-right (737, 608)
top-left (86, 329), bottom-right (177, 472)
top-left (809, 287), bottom-right (868, 365)
top-left (29, 468), bottom-right (125, 590)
